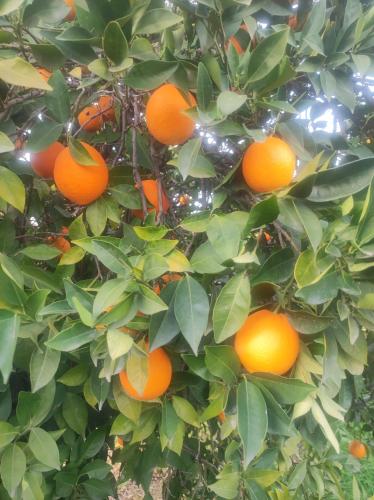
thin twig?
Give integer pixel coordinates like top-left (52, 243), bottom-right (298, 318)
top-left (150, 137), bottom-right (165, 224)
top-left (132, 94), bottom-right (148, 219)
top-left (112, 88), bottom-right (127, 167)
top-left (273, 222), bottom-right (299, 253)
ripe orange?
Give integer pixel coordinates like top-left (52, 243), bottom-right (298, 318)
top-left (54, 142), bottom-right (109, 205)
top-left (234, 310), bottom-right (300, 375)
top-left (138, 180), bottom-right (170, 213)
top-left (98, 95), bottom-right (116, 122)
top-left (349, 440), bottom-right (367, 459)
top-left (78, 106), bottom-right (103, 133)
top-left (131, 207), bottom-right (155, 219)
top-left (179, 194), bottom-right (190, 206)
top-left (161, 273), bottom-right (182, 284)
top-left (288, 15), bottom-right (298, 30)
top-left (38, 68), bottom-right (52, 82)
top-left (242, 136), bottom-right (296, 193)
top-left (64, 0), bottom-right (76, 20)
top-left (114, 436), bottom-right (124, 449)
top-left (30, 141), bottom-right (64, 178)
top-left (119, 346), bottom-right (172, 401)
top-left (60, 226), bottom-right (69, 235)
top-left (145, 83), bottom-right (196, 145)
top-left (218, 411), bottom-right (226, 423)
top-left (53, 236), bottom-right (71, 253)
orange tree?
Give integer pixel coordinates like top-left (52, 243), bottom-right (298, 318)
top-left (0, 0), bottom-right (373, 498)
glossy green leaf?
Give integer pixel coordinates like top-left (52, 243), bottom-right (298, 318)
top-left (213, 273), bottom-right (251, 343)
top-left (0, 167), bottom-right (25, 213)
top-left (250, 374), bottom-right (315, 404)
top-left (30, 347), bottom-right (61, 392)
top-left (217, 91), bottom-right (247, 115)
top-left (197, 62), bottom-right (212, 110)
top-left (124, 61), bottom-right (178, 90)
top-left (205, 345), bottom-right (240, 384)
top-left (29, 427), bottom-right (60, 470)
top-left (62, 393), bottom-right (88, 437)
top-left (46, 322), bottom-right (96, 352)
top-left (0, 132), bottom-right (14, 154)
top-left (103, 21), bottom-right (128, 65)
top-left (0, 444), bottom-right (26, 497)
top-left (0, 57), bottom-right (52, 90)
top-left (134, 9), bottom-right (182, 35)
top-left (0, 422), bottom-right (18, 449)
top-left (237, 380), bottom-right (268, 467)
top-left (174, 276), bottom-right (209, 355)
top-left (0, 311), bottom-right (19, 384)
top-left (107, 329), bottom-right (133, 359)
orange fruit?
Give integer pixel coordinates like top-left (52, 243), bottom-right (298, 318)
top-left (98, 95), bottom-right (116, 122)
top-left (114, 436), bottom-right (124, 449)
top-left (138, 180), bottom-right (170, 213)
top-left (264, 231), bottom-right (272, 242)
top-left (54, 142), bottom-right (109, 205)
top-left (64, 0), bottom-right (76, 20)
top-left (153, 283), bottom-right (161, 295)
top-left (178, 194), bottom-right (190, 206)
top-left (119, 346), bottom-right (172, 401)
top-left (218, 412), bottom-right (226, 423)
top-left (30, 141), bottom-right (64, 178)
top-left (234, 310), bottom-right (300, 375)
top-left (161, 273), bottom-right (182, 284)
top-left (288, 15), bottom-right (298, 30)
top-left (78, 106), bottom-right (103, 133)
top-left (242, 136), bottom-right (296, 193)
top-left (145, 83), bottom-right (196, 145)
top-left (38, 68), bottom-right (52, 82)
top-left (349, 440), bottom-right (367, 459)
top-left (53, 236), bottom-right (71, 253)
top-left (131, 207), bottom-right (155, 219)
top-left (60, 226), bottom-right (69, 235)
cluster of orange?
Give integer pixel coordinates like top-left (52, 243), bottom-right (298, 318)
top-left (78, 95), bottom-right (116, 132)
top-left (46, 226), bottom-right (71, 255)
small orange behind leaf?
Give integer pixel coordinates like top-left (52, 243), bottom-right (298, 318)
top-left (30, 141), bottom-right (64, 178)
top-left (78, 106), bottom-right (103, 133)
top-left (349, 440), bottom-right (367, 459)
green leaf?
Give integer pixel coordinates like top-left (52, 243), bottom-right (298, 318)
top-left (133, 226), bottom-right (169, 241)
top-left (0, 166), bottom-right (25, 213)
top-left (134, 9), bottom-right (182, 35)
top-left (124, 61), bottom-right (178, 91)
top-left (103, 21), bottom-right (128, 65)
top-left (29, 427), bottom-right (60, 470)
top-left (112, 378), bottom-right (141, 423)
top-left (107, 329), bottom-right (133, 359)
top-left (176, 138), bottom-right (202, 180)
top-left (136, 283), bottom-right (168, 315)
top-left (217, 91), bottom-right (247, 115)
top-left (197, 62), bottom-right (212, 111)
top-left (207, 214), bottom-right (241, 262)
top-left (0, 0), bottom-right (25, 15)
top-left (209, 472), bottom-right (240, 499)
top-left (260, 387), bottom-right (293, 436)
top-left (246, 28), bottom-right (289, 84)
top-left (68, 138), bottom-right (99, 166)
top-left (45, 71), bottom-right (70, 123)
top-left (63, 393), bottom-right (88, 437)
top-left (0, 311), bottom-right (19, 384)
top-left (172, 396), bottom-right (199, 427)
top-left (149, 283), bottom-right (180, 351)
top-left (20, 244), bottom-right (61, 260)
top-left (0, 422), bottom-right (18, 449)
top-left (126, 347), bottom-right (148, 396)
top-left (244, 196), bottom-right (279, 234)
top-left (237, 380), bottom-right (268, 467)
top-left (191, 241), bottom-right (226, 274)
top-left (16, 381), bottom-right (55, 428)
top-left (0, 444), bottom-right (26, 497)
top-left (205, 346), bottom-right (240, 384)
top-left (357, 178), bottom-right (374, 246)
top-left (311, 400), bottom-right (339, 453)
top-left (287, 311), bottom-right (332, 334)
top-left (93, 278), bottom-right (130, 318)
top-left (213, 273), bottom-right (251, 343)
top-left (58, 363), bottom-right (89, 386)
top-left (250, 374), bottom-right (315, 404)
top-left (174, 276), bottom-right (209, 355)
top-left (30, 347), bottom-right (61, 393)
top-left (180, 211), bottom-right (211, 232)
top-left (0, 253), bottom-right (24, 289)
top-left (0, 131), bottom-right (14, 154)
top-left (160, 399), bottom-right (179, 442)
top-left (293, 200), bottom-right (322, 252)
top-left (110, 184), bottom-right (141, 209)
top-left (252, 248), bottom-right (295, 285)
top-left (46, 322), bottom-right (96, 352)
top-left (27, 120), bottom-right (64, 153)
top-left (308, 158), bottom-right (374, 202)
top-left (0, 57), bottom-right (52, 90)
top-left (143, 253), bottom-right (169, 281)
top-left (295, 271), bottom-right (341, 305)
top-left (86, 198), bottom-right (107, 236)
